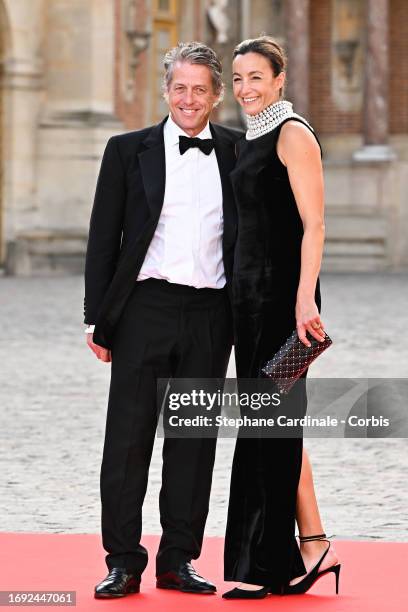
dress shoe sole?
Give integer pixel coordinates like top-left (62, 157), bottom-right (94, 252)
top-left (156, 583), bottom-right (216, 594)
top-left (94, 585), bottom-right (140, 599)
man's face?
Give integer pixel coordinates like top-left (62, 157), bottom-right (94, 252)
top-left (166, 61), bottom-right (219, 136)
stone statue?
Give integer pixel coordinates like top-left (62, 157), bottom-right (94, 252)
top-left (207, 0), bottom-right (230, 44)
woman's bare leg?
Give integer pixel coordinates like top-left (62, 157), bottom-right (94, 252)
top-left (289, 447), bottom-right (339, 585)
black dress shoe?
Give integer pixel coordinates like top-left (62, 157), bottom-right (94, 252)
top-left (94, 567), bottom-right (140, 598)
top-left (156, 561), bottom-right (216, 594)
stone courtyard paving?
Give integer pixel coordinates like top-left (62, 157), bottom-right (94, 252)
top-left (0, 273), bottom-right (407, 541)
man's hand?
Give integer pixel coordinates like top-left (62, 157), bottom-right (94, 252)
top-left (86, 333), bottom-right (112, 362)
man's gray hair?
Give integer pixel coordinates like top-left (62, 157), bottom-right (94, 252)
top-left (163, 41), bottom-right (224, 104)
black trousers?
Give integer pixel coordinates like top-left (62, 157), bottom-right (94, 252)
top-left (100, 278), bottom-right (232, 576)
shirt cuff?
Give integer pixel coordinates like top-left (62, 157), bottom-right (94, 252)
top-left (84, 324), bottom-right (95, 333)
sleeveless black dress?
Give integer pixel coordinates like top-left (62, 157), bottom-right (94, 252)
top-left (224, 117), bottom-right (322, 589)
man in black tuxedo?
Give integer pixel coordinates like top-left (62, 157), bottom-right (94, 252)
top-left (84, 42), bottom-right (241, 598)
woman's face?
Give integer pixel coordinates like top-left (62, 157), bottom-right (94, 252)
top-left (232, 52), bottom-right (285, 116)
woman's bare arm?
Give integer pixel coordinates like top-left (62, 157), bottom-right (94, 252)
top-left (277, 121), bottom-right (326, 346)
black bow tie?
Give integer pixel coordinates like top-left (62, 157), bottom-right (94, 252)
top-left (179, 135), bottom-right (214, 156)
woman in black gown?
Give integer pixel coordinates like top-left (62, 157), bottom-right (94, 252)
top-left (223, 37), bottom-right (341, 598)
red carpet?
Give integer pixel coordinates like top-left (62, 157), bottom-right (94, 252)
top-left (0, 533), bottom-right (406, 610)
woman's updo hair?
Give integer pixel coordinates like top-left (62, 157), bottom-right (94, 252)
top-left (233, 36), bottom-right (287, 97)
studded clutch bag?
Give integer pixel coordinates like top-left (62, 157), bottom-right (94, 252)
top-left (260, 329), bottom-right (333, 394)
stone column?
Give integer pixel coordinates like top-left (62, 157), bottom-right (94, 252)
top-left (353, 0), bottom-right (396, 160)
top-left (5, 0), bottom-right (123, 275)
top-left (284, 0), bottom-right (310, 118)
top-left (42, 0), bottom-right (117, 120)
top-left (2, 0), bottom-right (46, 273)
top-left (240, 0), bottom-right (251, 39)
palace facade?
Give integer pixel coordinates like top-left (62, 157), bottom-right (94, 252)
top-left (1, 0), bottom-right (407, 274)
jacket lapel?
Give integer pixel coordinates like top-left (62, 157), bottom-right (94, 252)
top-left (138, 117), bottom-right (167, 220)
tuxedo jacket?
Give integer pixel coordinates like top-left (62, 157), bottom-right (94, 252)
top-left (84, 116), bottom-right (242, 349)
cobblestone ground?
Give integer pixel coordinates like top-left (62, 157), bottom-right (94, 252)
top-left (0, 273), bottom-right (407, 541)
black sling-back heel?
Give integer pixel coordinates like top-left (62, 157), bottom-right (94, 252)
top-left (282, 532), bottom-right (341, 595)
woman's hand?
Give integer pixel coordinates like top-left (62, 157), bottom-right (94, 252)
top-left (295, 297), bottom-right (326, 347)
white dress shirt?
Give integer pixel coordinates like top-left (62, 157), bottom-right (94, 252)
top-left (137, 114), bottom-right (225, 288)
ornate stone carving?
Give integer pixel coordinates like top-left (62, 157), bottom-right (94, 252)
top-left (207, 0), bottom-right (230, 44)
top-left (331, 0), bottom-right (364, 112)
top-left (122, 0), bottom-right (150, 102)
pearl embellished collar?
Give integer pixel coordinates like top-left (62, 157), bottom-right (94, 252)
top-left (245, 99), bottom-right (311, 140)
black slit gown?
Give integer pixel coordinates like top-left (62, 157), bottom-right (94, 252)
top-left (223, 116), bottom-right (323, 591)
